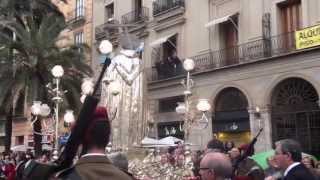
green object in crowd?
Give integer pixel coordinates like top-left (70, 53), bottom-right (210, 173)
top-left (251, 150), bottom-right (275, 170)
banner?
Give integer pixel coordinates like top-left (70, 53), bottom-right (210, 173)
top-left (295, 25), bottom-right (320, 50)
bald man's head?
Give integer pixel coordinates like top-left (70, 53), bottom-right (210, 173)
top-left (200, 152), bottom-right (232, 180)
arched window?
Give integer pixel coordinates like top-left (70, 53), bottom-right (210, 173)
top-left (271, 78), bottom-right (320, 156)
top-left (215, 87), bottom-right (248, 112)
top-left (213, 87), bottom-right (250, 133)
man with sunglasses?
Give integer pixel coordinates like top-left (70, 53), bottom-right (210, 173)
top-left (199, 152), bottom-right (233, 180)
top-left (273, 139), bottom-right (316, 180)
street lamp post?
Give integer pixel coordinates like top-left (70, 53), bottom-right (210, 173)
top-left (176, 59), bottom-right (211, 142)
top-left (51, 65), bottom-right (64, 156)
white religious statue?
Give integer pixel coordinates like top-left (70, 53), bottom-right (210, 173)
top-left (101, 33), bottom-right (146, 150)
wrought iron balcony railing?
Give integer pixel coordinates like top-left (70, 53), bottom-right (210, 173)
top-left (152, 0), bottom-right (185, 16)
top-left (121, 7), bottom-right (149, 24)
top-left (148, 31), bottom-right (300, 82)
top-left (66, 6), bottom-right (86, 24)
top-left (95, 20), bottom-right (119, 41)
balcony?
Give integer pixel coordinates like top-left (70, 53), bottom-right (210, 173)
top-left (152, 0), bottom-right (185, 16)
top-left (121, 7), bottom-right (149, 24)
top-left (95, 20), bottom-right (120, 45)
top-left (148, 31), bottom-right (304, 82)
top-left (66, 6), bottom-right (86, 26)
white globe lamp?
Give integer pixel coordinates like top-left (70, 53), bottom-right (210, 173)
top-left (40, 104), bottom-right (51, 117)
top-left (99, 40), bottom-right (113, 54)
top-left (81, 78), bottom-right (94, 95)
top-left (183, 58), bottom-right (195, 72)
top-left (31, 101), bottom-right (42, 115)
top-left (196, 99), bottom-right (211, 112)
top-left (51, 65), bottom-right (64, 78)
top-left (64, 110), bottom-right (75, 124)
top-left (175, 102), bottom-right (186, 114)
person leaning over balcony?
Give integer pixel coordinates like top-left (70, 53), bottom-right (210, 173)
top-left (57, 107), bottom-right (132, 180)
top-left (167, 51), bottom-right (182, 74)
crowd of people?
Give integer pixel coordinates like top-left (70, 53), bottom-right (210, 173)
top-left (2, 106), bottom-right (320, 180)
top-left (0, 150), bottom-right (50, 180)
top-left (128, 137), bottom-right (320, 180)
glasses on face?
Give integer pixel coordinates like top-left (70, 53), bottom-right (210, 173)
top-left (199, 167), bottom-right (213, 172)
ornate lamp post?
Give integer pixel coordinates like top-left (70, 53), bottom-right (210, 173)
top-left (176, 59), bottom-right (211, 141)
top-left (51, 65), bottom-right (64, 157)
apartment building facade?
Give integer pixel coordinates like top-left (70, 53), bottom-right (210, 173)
top-left (92, 0), bottom-right (320, 155)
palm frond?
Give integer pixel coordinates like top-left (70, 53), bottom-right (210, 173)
top-left (0, 77), bottom-right (14, 107)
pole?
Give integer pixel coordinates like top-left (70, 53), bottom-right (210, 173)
top-left (55, 78), bottom-right (60, 152)
top-left (184, 71), bottom-right (190, 141)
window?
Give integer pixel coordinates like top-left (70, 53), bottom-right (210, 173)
top-left (74, 31), bottom-right (84, 45)
top-left (278, 0), bottom-right (302, 33)
top-left (0, 137), bottom-right (4, 147)
top-left (134, 0), bottom-right (142, 17)
top-left (105, 3), bottom-right (114, 22)
top-left (15, 136), bottom-right (24, 145)
top-left (215, 87), bottom-right (248, 112)
top-left (162, 35), bottom-right (177, 62)
top-left (155, 35), bottom-right (183, 79)
top-left (157, 121), bottom-right (184, 139)
top-left (220, 16), bottom-right (239, 65)
top-left (76, 0), bottom-right (85, 18)
top-left (159, 96), bottom-right (184, 113)
top-left (135, 0), bottom-right (142, 10)
top-left (213, 87), bottom-right (250, 133)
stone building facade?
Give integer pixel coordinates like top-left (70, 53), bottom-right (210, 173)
top-left (92, 0), bottom-right (320, 155)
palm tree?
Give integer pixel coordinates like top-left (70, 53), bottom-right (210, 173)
top-left (0, 1), bottom-right (92, 156)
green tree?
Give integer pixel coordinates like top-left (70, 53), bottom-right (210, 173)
top-left (0, 0), bottom-right (92, 156)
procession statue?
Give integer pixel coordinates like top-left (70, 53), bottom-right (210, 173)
top-left (101, 32), bottom-right (147, 150)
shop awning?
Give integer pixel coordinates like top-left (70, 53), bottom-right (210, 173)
top-left (149, 33), bottom-right (177, 47)
top-left (205, 12), bottom-right (238, 28)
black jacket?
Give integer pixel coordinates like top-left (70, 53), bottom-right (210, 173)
top-left (284, 163), bottom-right (316, 180)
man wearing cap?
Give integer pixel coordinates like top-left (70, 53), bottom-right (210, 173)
top-left (58, 107), bottom-right (132, 180)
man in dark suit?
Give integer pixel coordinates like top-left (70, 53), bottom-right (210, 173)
top-left (273, 139), bottom-right (316, 180)
top-left (58, 107), bottom-right (132, 180)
